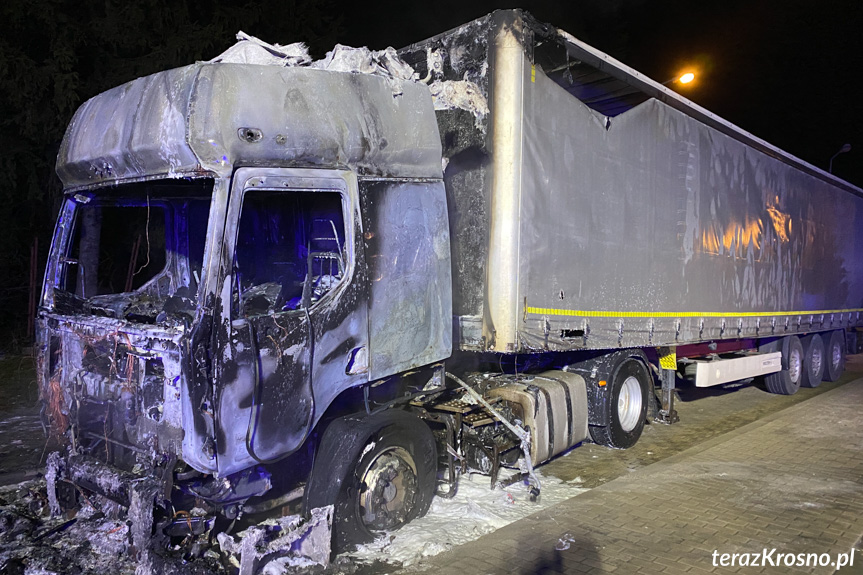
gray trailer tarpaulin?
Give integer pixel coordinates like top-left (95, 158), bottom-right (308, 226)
top-left (402, 10), bottom-right (863, 352)
top-left (518, 63), bottom-right (862, 350)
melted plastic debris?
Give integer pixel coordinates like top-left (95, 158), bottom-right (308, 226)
top-left (216, 505), bottom-right (333, 575)
top-left (428, 79), bottom-right (489, 127)
top-left (422, 47), bottom-right (444, 82)
top-left (1, 469), bottom-right (584, 574)
top-left (313, 45), bottom-right (417, 82)
top-left (210, 31), bottom-right (311, 66)
top-left (555, 532), bottom-right (576, 551)
top-left (312, 44), bottom-right (418, 97)
top-left (44, 453), bottom-right (61, 517)
top-left (420, 46), bottom-right (490, 125)
top-left (0, 480), bottom-right (138, 575)
top-left (2, 477), bottom-right (331, 575)
top-left (312, 44), bottom-right (377, 74)
top-left (346, 468), bottom-right (587, 567)
top-left (211, 31), bottom-right (489, 120)
top-left (213, 34), bottom-right (418, 87)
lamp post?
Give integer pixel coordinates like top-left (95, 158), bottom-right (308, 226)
top-left (829, 143), bottom-right (851, 174)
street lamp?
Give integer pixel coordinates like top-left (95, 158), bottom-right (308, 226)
top-left (662, 71), bottom-right (696, 87)
top-left (829, 143), bottom-right (851, 174)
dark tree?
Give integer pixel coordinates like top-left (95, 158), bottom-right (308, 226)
top-left (0, 0), bottom-right (344, 346)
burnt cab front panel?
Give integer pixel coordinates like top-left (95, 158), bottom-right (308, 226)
top-left (37, 178), bottom-right (216, 472)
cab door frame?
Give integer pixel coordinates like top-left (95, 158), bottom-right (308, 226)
top-left (213, 168), bottom-right (369, 475)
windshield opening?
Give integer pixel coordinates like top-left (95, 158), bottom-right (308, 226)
top-left (54, 178), bottom-right (213, 324)
top-left (66, 204), bottom-right (168, 297)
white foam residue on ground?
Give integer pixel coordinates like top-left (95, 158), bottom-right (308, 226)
top-left (347, 469), bottom-right (587, 567)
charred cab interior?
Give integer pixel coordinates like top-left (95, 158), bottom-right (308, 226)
top-left (50, 178), bottom-right (213, 325)
top-left (234, 190), bottom-right (346, 317)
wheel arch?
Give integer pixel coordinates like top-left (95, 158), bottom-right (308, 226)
top-left (569, 349), bottom-right (653, 427)
top-left (302, 408), bottom-right (432, 516)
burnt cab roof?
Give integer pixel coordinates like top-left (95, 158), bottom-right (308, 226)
top-left (56, 63), bottom-right (443, 190)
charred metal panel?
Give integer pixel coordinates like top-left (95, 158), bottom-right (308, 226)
top-left (56, 65), bottom-right (201, 188)
top-left (182, 177), bottom-right (229, 473)
top-left (214, 169), bottom-right (369, 476)
top-left (188, 65), bottom-right (442, 179)
top-left (37, 315), bottom-right (196, 469)
top-left (516, 57), bottom-right (863, 350)
top-left (41, 200), bottom-right (78, 312)
top-left (360, 179), bottom-right (452, 380)
top-left (399, 16), bottom-right (494, 333)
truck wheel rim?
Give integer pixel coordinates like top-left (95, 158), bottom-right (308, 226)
top-left (810, 346), bottom-right (823, 377)
top-left (831, 343), bottom-right (842, 372)
top-left (358, 446), bottom-right (418, 532)
top-left (618, 376), bottom-right (642, 432)
top-left (788, 347), bottom-right (802, 383)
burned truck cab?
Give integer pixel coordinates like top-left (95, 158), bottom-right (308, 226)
top-left (41, 178), bottom-right (214, 473)
top-left (38, 57), bottom-right (451, 536)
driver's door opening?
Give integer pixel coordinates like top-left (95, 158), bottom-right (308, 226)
top-left (234, 190), bottom-right (346, 317)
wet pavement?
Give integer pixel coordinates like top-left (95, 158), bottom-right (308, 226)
top-left (0, 356), bottom-right (52, 486)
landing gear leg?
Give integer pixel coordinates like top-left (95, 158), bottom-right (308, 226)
top-left (656, 368), bottom-right (679, 424)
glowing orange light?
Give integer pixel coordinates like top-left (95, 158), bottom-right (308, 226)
top-left (679, 72), bottom-right (695, 84)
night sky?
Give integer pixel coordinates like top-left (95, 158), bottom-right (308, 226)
top-left (333, 0), bottom-right (862, 186)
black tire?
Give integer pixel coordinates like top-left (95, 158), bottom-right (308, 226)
top-left (800, 334), bottom-right (825, 388)
top-left (589, 357), bottom-right (650, 449)
top-left (765, 336), bottom-right (803, 395)
top-left (332, 416), bottom-right (437, 551)
top-left (823, 330), bottom-right (846, 382)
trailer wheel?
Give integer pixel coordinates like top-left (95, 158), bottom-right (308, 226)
top-left (823, 330), bottom-right (846, 382)
top-left (764, 336), bottom-right (803, 395)
top-left (331, 414), bottom-right (436, 551)
top-left (800, 334), bottom-right (825, 388)
top-left (589, 357), bottom-right (649, 449)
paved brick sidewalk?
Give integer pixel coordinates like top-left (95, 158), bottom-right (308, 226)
top-left (403, 379), bottom-right (863, 574)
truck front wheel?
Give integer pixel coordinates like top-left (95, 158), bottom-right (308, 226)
top-left (333, 415), bottom-right (436, 550)
top-left (589, 357), bottom-right (649, 449)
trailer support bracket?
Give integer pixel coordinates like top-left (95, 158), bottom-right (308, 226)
top-left (656, 368), bottom-right (679, 424)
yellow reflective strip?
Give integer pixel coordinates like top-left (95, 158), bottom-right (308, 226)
top-left (524, 306), bottom-right (863, 319)
top-left (531, 65), bottom-right (536, 83)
